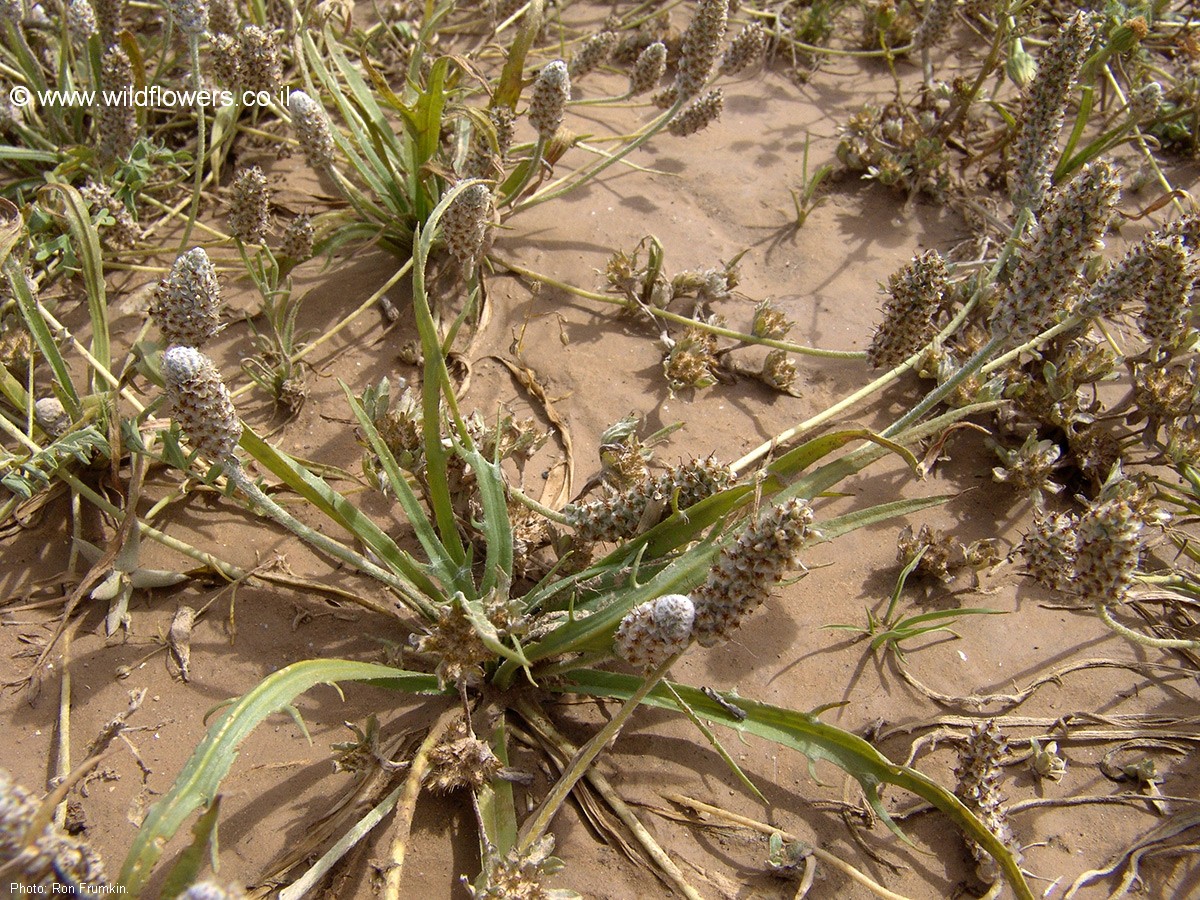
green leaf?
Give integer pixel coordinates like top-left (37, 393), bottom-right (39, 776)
top-left (238, 425), bottom-right (442, 604)
top-left (556, 670), bottom-right (1033, 900)
top-left (119, 660), bottom-right (445, 895)
top-left (159, 797), bottom-right (221, 899)
top-left (477, 718), bottom-right (518, 857)
top-left (493, 0), bottom-right (542, 109)
top-left (341, 382), bottom-right (462, 594)
top-left (40, 183), bottom-right (110, 379)
top-left (6, 258), bottom-right (81, 418)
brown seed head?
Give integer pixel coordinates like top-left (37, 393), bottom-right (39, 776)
top-left (911, 0), bottom-right (958, 53)
top-left (692, 498), bottom-right (814, 647)
top-left (1010, 12), bottom-right (1099, 211)
top-left (166, 0), bottom-right (208, 37)
top-left (0, 768), bottom-right (108, 889)
top-left (992, 160), bottom-right (1120, 344)
top-left (569, 29), bottom-right (617, 78)
top-left (668, 88), bottom-right (724, 136)
top-left (720, 21), bottom-right (765, 76)
top-left (566, 457), bottom-right (732, 543)
top-left (237, 24), bottom-right (282, 93)
top-left (954, 720), bottom-right (1019, 885)
top-left (228, 165), bottom-right (270, 244)
top-left (98, 47), bottom-right (137, 163)
top-left (66, 0), bottom-right (98, 43)
top-left (441, 183), bottom-right (494, 271)
top-left (79, 177), bottom-right (140, 247)
top-left (1020, 509), bottom-right (1078, 590)
top-left (280, 213), bottom-right (315, 261)
top-left (867, 249), bottom-right (948, 369)
top-left (674, 0), bottom-right (728, 99)
top-left (1074, 498), bottom-right (1143, 603)
top-left (162, 345), bottom-right (242, 464)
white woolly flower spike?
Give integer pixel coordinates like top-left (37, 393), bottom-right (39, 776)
top-left (166, 0), bottom-right (208, 37)
top-left (441, 183), bottom-right (494, 271)
top-left (162, 346), bottom-right (242, 464)
top-left (629, 41), bottom-right (667, 95)
top-left (614, 594), bottom-right (695, 672)
top-left (529, 60), bottom-right (570, 140)
top-left (288, 90), bottom-right (335, 170)
top-left (33, 396), bottom-right (70, 437)
top-left (152, 247), bottom-right (222, 347)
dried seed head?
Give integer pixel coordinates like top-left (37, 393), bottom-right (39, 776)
top-left (911, 0), bottom-right (957, 53)
top-left (178, 883), bottom-right (246, 900)
top-left (668, 88), bottom-right (724, 136)
top-left (1020, 509), bottom-right (1078, 590)
top-left (692, 498), bottom-right (814, 647)
top-left (528, 60), bottom-right (570, 140)
top-left (228, 166), bottom-right (270, 244)
top-left (466, 836), bottom-right (563, 900)
top-left (954, 720), bottom-right (1019, 885)
top-left (79, 177), bottom-right (140, 247)
top-left (98, 47), bottom-right (137, 163)
top-left (427, 732), bottom-right (504, 793)
top-left (409, 595), bottom-right (494, 688)
top-left (1079, 233), bottom-right (1184, 321)
top-left (675, 0), bottom-right (728, 100)
top-left (867, 250), bottom-right (948, 369)
top-left (1074, 498), bottom-right (1143, 603)
top-left (0, 768), bottom-right (108, 889)
top-left (991, 434), bottom-right (1063, 501)
top-left (1010, 12), bottom-right (1099, 211)
top-left (166, 0), bottom-right (208, 37)
top-left (565, 457), bottom-right (732, 543)
top-left (66, 0), bottom-right (98, 43)
top-left (720, 21), bottom-right (765, 75)
top-left (288, 90), bottom-right (335, 170)
top-left (211, 32), bottom-right (240, 85)
top-left (441, 183), bottom-right (494, 271)
top-left (753, 299), bottom-right (792, 340)
top-left (91, 0), bottom-right (125, 41)
top-left (629, 41), bottom-right (667, 95)
top-left (652, 84), bottom-right (679, 109)
top-left (161, 345), bottom-right (242, 464)
top-left (614, 593), bottom-right (695, 672)
top-left (569, 29), bottom-right (617, 78)
top-left (760, 349), bottom-right (797, 392)
top-left (207, 0), bottom-right (237, 33)
top-left (897, 523), bottom-right (963, 583)
top-left (152, 248), bottom-right (222, 346)
top-left (1132, 360), bottom-right (1197, 430)
top-left (663, 326), bottom-right (719, 391)
top-left (991, 160), bottom-right (1120, 344)
top-left (33, 397), bottom-right (70, 437)
top-left (237, 24), bottom-right (281, 94)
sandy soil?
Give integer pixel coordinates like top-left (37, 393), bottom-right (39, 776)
top-left (3, 4), bottom-right (1200, 899)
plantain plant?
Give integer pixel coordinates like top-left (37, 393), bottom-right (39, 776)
top-left (114, 183), bottom-right (1034, 898)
